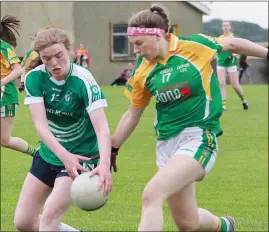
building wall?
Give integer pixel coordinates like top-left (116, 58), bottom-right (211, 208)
top-left (1, 2), bottom-right (74, 56)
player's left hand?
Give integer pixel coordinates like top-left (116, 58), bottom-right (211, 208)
top-left (18, 82), bottom-right (25, 92)
top-left (89, 147), bottom-right (119, 173)
top-left (90, 162), bottom-right (112, 195)
top-left (110, 147), bottom-right (119, 173)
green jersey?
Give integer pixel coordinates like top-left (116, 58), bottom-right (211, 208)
top-left (1, 40), bottom-right (20, 106)
top-left (21, 48), bottom-right (33, 67)
top-left (24, 63), bottom-right (107, 166)
top-left (217, 33), bottom-right (238, 67)
top-left (125, 34), bottom-right (224, 141)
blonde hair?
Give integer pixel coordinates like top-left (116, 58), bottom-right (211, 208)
top-left (33, 28), bottom-right (71, 52)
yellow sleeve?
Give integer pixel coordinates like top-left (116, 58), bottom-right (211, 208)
top-left (217, 37), bottom-right (224, 48)
top-left (24, 51), bottom-right (39, 74)
top-left (124, 75), bottom-right (152, 109)
top-left (7, 47), bottom-right (20, 66)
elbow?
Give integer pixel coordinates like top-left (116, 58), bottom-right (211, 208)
top-left (226, 38), bottom-right (237, 53)
top-left (228, 38), bottom-right (246, 53)
top-left (128, 110), bottom-right (142, 126)
top-left (33, 123), bottom-right (48, 138)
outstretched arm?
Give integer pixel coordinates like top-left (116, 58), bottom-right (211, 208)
top-left (28, 102), bottom-right (89, 178)
top-left (112, 106), bottom-right (145, 148)
top-left (89, 108), bottom-right (111, 165)
top-left (89, 107), bottom-right (112, 194)
top-left (221, 37), bottom-right (268, 59)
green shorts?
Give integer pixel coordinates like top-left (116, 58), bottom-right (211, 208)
top-left (0, 103), bottom-right (18, 117)
top-left (1, 82), bottom-right (19, 106)
top-left (156, 127), bottom-right (218, 174)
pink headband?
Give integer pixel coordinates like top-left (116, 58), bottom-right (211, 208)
top-left (127, 27), bottom-right (165, 36)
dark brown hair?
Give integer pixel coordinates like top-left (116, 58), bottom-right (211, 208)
top-left (128, 5), bottom-right (170, 33)
top-left (0, 14), bottom-right (21, 47)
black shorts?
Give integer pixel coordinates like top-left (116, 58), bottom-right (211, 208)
top-left (30, 150), bottom-right (97, 188)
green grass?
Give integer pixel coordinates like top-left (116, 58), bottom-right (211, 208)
top-left (1, 85), bottom-right (268, 231)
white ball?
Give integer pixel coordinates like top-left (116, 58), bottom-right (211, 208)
top-left (70, 172), bottom-right (108, 211)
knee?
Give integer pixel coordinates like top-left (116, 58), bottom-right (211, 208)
top-left (141, 187), bottom-right (163, 207)
top-left (14, 217), bottom-right (36, 232)
top-left (41, 206), bottom-right (60, 224)
top-left (41, 201), bottom-right (66, 225)
top-left (1, 135), bottom-right (10, 147)
top-left (177, 218), bottom-right (200, 231)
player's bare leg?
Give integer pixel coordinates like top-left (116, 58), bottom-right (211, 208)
top-left (217, 68), bottom-right (228, 110)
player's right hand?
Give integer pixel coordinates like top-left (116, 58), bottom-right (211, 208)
top-left (63, 154), bottom-right (90, 180)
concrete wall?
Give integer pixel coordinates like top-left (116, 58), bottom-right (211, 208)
top-left (1, 2), bottom-right (74, 57)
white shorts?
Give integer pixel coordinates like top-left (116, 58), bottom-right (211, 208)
top-left (156, 127), bottom-right (219, 174)
top-left (217, 65), bottom-right (237, 73)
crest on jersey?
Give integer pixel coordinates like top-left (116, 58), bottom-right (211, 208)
top-left (64, 91), bottom-right (72, 104)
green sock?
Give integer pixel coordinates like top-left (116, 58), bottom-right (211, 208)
top-left (222, 100), bottom-right (227, 107)
top-left (217, 217), bottom-right (228, 231)
top-left (25, 145), bottom-right (36, 156)
top-left (240, 95), bottom-right (245, 101)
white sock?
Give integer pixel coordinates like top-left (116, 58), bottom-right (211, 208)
top-left (59, 222), bottom-right (80, 231)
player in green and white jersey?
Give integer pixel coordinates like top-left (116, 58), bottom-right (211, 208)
top-left (1, 15), bottom-right (37, 157)
top-left (14, 28), bottom-right (112, 232)
top-left (110, 5), bottom-right (269, 232)
top-left (217, 21), bottom-right (248, 111)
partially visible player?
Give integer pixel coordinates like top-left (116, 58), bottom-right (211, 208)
top-left (0, 14), bottom-right (36, 156)
top-left (217, 21), bottom-right (248, 111)
top-left (14, 28), bottom-right (112, 232)
top-left (20, 28), bottom-right (77, 93)
top-left (239, 55), bottom-right (253, 84)
top-left (19, 47), bottom-right (39, 92)
top-left (110, 5), bottom-right (269, 232)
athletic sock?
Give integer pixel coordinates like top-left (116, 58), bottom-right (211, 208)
top-left (59, 222), bottom-right (80, 231)
top-left (222, 100), bottom-right (227, 108)
top-left (25, 144), bottom-right (36, 156)
top-left (215, 217), bottom-right (228, 232)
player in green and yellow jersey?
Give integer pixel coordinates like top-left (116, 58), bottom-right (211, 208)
top-left (217, 21), bottom-right (248, 111)
top-left (110, 5), bottom-right (269, 232)
top-left (19, 48), bottom-right (40, 92)
top-left (0, 15), bottom-right (36, 157)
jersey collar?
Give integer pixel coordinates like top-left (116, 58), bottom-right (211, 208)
top-left (169, 33), bottom-right (179, 52)
top-left (46, 62), bottom-right (73, 85)
top-left (221, 32), bottom-right (234, 37)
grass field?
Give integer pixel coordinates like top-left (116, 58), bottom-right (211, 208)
top-left (1, 85), bottom-right (268, 231)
